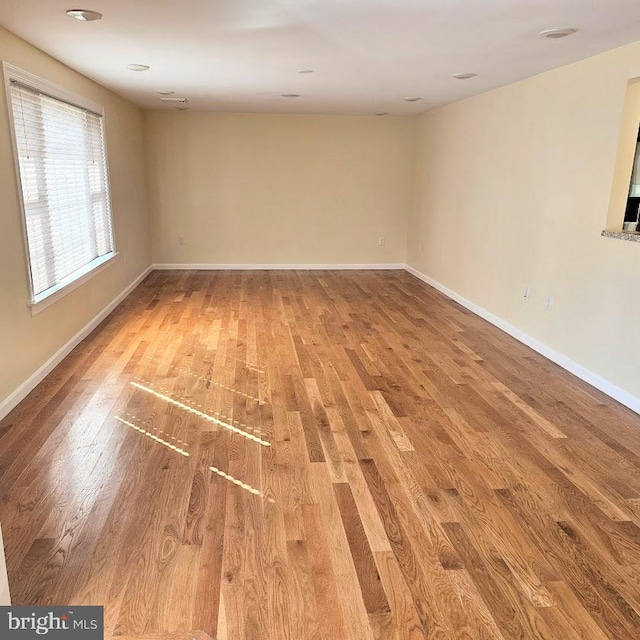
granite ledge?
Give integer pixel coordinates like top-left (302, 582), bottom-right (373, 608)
top-left (601, 230), bottom-right (640, 243)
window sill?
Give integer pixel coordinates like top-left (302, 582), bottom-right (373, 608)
top-left (601, 230), bottom-right (640, 244)
top-left (30, 252), bottom-right (119, 316)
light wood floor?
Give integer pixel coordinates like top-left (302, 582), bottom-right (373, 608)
top-left (2, 270), bottom-right (640, 639)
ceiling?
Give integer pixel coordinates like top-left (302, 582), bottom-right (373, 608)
top-left (1, 0), bottom-right (640, 115)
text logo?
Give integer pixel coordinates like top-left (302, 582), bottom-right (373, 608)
top-left (1, 607), bottom-right (103, 639)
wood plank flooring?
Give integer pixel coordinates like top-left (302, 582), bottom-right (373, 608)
top-left (2, 269), bottom-right (640, 639)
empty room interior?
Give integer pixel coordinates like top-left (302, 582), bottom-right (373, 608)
top-left (2, 0), bottom-right (640, 638)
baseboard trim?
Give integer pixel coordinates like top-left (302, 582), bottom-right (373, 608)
top-left (0, 265), bottom-right (153, 422)
top-left (404, 264), bottom-right (640, 416)
top-left (153, 263), bottom-right (406, 271)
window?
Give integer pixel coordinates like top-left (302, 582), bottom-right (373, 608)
top-left (604, 76), bottom-right (640, 241)
top-left (623, 126), bottom-right (640, 231)
top-left (4, 64), bottom-right (115, 311)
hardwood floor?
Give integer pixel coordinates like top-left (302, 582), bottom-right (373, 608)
top-left (2, 269), bottom-right (640, 639)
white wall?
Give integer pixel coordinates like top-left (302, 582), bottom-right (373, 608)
top-left (407, 39), bottom-right (640, 403)
top-left (0, 524), bottom-right (9, 605)
top-left (145, 112), bottom-right (414, 266)
top-left (0, 27), bottom-right (151, 408)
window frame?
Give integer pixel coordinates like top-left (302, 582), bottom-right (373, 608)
top-left (3, 62), bottom-right (118, 315)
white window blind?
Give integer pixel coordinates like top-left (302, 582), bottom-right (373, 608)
top-left (9, 79), bottom-right (114, 301)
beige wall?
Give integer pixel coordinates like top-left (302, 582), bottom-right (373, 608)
top-left (0, 27), bottom-right (151, 404)
top-left (407, 40), bottom-right (640, 400)
top-left (144, 112), bottom-right (413, 265)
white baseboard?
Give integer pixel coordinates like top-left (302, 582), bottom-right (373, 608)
top-left (0, 265), bottom-right (153, 422)
top-left (153, 263), bottom-right (406, 271)
top-left (404, 264), bottom-right (640, 416)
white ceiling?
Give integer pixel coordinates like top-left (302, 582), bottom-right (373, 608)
top-left (1, 0), bottom-right (640, 115)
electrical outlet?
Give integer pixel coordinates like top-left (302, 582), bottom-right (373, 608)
top-left (523, 286), bottom-right (530, 301)
top-left (545, 295), bottom-right (554, 312)
top-left (178, 236), bottom-right (186, 245)
top-left (378, 237), bottom-right (386, 246)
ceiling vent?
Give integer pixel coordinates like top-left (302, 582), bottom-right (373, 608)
top-left (160, 97), bottom-right (188, 103)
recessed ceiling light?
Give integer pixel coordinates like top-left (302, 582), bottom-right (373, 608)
top-left (176, 106), bottom-right (189, 111)
top-left (281, 93), bottom-right (301, 98)
top-left (404, 97), bottom-right (422, 102)
top-left (126, 64), bottom-right (150, 72)
top-left (156, 90), bottom-right (175, 95)
top-left (539, 27), bottom-right (577, 39)
top-left (376, 112), bottom-right (389, 116)
top-left (298, 69), bottom-right (314, 74)
top-left (66, 9), bottom-right (102, 21)
top-left (452, 72), bottom-right (477, 80)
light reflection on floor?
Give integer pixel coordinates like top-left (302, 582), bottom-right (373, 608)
top-left (130, 381), bottom-right (271, 447)
top-left (209, 465), bottom-right (261, 496)
top-left (122, 375), bottom-right (267, 497)
top-left (115, 416), bottom-right (190, 457)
